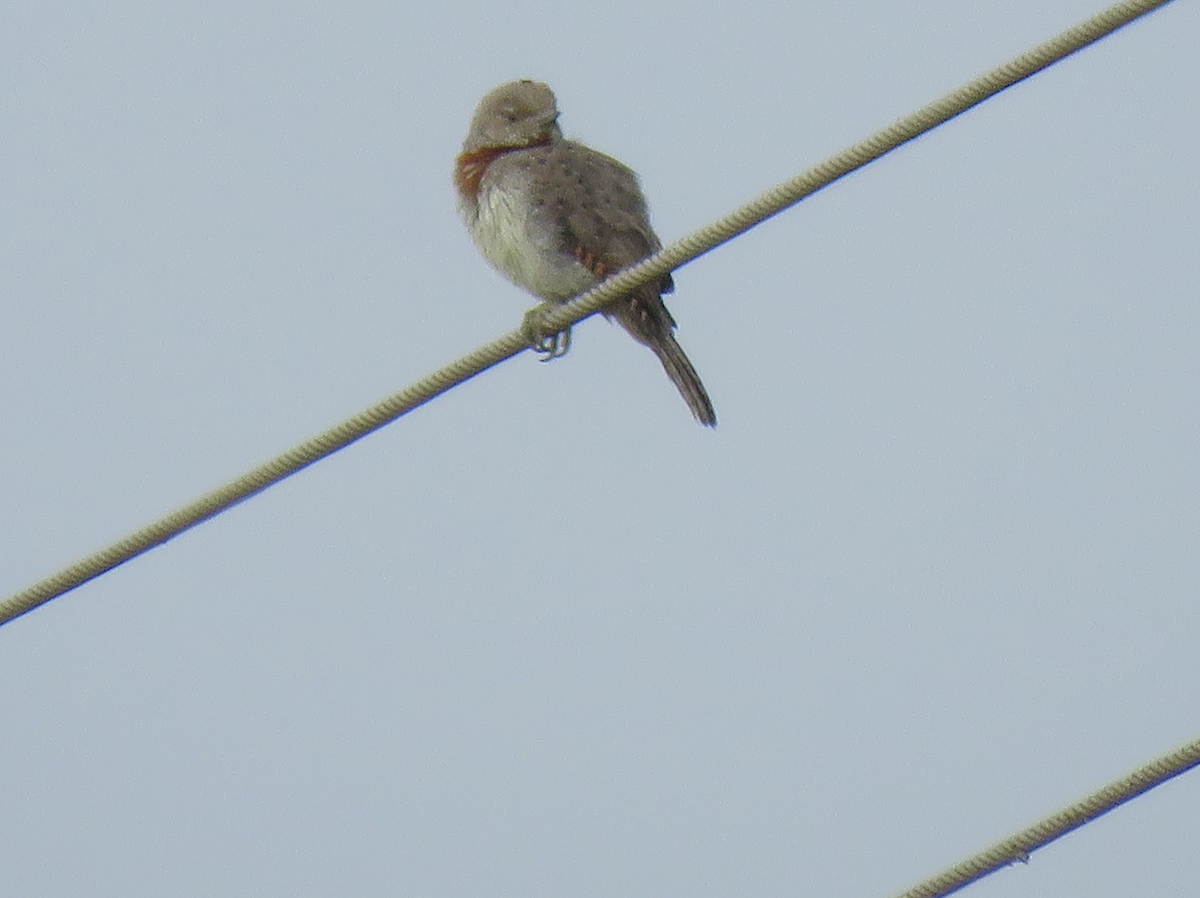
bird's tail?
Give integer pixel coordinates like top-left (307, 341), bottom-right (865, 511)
top-left (610, 288), bottom-right (716, 427)
top-left (650, 332), bottom-right (717, 427)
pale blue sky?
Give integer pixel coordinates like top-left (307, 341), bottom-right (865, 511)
top-left (2, 2), bottom-right (1198, 895)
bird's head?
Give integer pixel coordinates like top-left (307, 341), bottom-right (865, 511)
top-left (461, 80), bottom-right (562, 153)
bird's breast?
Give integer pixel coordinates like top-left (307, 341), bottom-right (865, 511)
top-left (463, 162), bottom-right (597, 302)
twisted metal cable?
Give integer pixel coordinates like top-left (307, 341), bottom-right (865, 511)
top-left (892, 734), bottom-right (1200, 898)
top-left (535, 0), bottom-right (1177, 335)
top-left (0, 0), bottom-right (1176, 628)
top-left (0, 332), bottom-right (528, 626)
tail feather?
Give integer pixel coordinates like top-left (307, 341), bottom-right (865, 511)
top-left (651, 333), bottom-right (717, 427)
top-left (609, 288), bottom-right (716, 427)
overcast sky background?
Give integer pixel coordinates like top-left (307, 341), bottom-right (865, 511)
top-left (2, 1), bottom-right (1198, 896)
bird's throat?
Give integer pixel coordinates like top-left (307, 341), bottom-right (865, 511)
top-left (454, 137), bottom-right (551, 200)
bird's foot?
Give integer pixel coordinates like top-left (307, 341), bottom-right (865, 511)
top-left (522, 304), bottom-right (572, 360)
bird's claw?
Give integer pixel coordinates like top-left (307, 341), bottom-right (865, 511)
top-left (522, 305), bottom-right (572, 360)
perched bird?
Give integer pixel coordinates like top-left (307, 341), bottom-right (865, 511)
top-left (454, 79), bottom-right (716, 427)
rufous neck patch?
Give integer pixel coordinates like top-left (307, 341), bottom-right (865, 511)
top-left (453, 137), bottom-right (551, 199)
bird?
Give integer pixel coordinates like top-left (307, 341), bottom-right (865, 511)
top-left (454, 79), bottom-right (716, 427)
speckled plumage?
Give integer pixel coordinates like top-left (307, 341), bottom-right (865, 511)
top-left (455, 80), bottom-right (716, 427)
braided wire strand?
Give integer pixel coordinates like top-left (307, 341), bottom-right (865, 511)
top-left (893, 735), bottom-right (1200, 898)
top-left (534, 0), bottom-right (1175, 336)
top-left (0, 330), bottom-right (528, 626)
top-left (0, 0), bottom-right (1176, 627)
